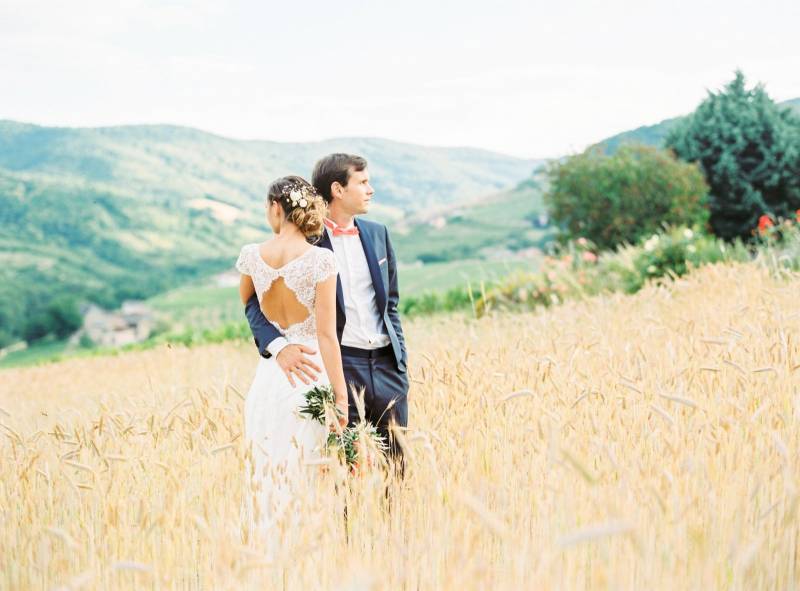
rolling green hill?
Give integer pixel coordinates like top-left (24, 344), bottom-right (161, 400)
top-left (0, 121), bottom-right (539, 214)
top-left (0, 121), bottom-right (541, 347)
top-left (390, 178), bottom-right (550, 262)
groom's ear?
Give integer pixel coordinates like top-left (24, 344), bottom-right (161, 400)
top-left (330, 181), bottom-right (343, 200)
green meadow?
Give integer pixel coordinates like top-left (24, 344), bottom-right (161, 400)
top-left (0, 257), bottom-right (539, 369)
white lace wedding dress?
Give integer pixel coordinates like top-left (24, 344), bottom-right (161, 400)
top-left (236, 243), bottom-right (337, 547)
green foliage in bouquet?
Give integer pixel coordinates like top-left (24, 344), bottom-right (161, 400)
top-left (299, 384), bottom-right (388, 468)
top-left (326, 424), bottom-right (389, 468)
top-left (298, 384), bottom-right (336, 424)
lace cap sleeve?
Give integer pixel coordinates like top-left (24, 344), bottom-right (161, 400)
top-left (235, 244), bottom-right (252, 275)
top-left (314, 247), bottom-right (337, 283)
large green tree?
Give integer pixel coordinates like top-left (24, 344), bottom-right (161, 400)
top-left (22, 296), bottom-right (83, 342)
top-left (666, 71), bottom-right (800, 240)
top-left (545, 144), bottom-right (709, 250)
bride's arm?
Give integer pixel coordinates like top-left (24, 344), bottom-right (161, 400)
top-left (239, 274), bottom-right (255, 304)
top-left (315, 275), bottom-right (347, 420)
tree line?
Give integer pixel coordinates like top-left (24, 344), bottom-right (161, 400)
top-left (545, 71), bottom-right (800, 248)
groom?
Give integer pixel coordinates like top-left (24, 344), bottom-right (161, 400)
top-left (244, 153), bottom-right (409, 463)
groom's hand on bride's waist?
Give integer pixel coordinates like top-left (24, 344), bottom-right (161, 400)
top-left (276, 344), bottom-right (321, 387)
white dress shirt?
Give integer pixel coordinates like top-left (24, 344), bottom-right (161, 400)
top-left (324, 223), bottom-right (390, 350)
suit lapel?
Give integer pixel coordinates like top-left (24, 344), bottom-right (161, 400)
top-left (317, 230), bottom-right (346, 316)
top-left (355, 218), bottom-right (387, 312)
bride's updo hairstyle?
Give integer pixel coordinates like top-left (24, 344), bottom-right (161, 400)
top-left (267, 175), bottom-right (327, 239)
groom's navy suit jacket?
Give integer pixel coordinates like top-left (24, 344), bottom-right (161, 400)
top-left (244, 217), bottom-right (408, 373)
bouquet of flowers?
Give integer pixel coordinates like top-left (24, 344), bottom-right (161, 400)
top-left (299, 384), bottom-right (388, 471)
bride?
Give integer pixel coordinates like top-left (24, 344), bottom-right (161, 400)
top-left (236, 175), bottom-right (347, 545)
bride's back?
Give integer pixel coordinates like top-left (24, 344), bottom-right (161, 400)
top-left (257, 241), bottom-right (316, 330)
top-left (236, 241), bottom-right (337, 342)
top-left (258, 239), bottom-right (311, 270)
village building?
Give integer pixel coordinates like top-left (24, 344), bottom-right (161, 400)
top-left (79, 301), bottom-right (154, 347)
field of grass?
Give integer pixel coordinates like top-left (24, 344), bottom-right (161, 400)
top-left (0, 257), bottom-right (539, 370)
top-left (148, 257), bottom-right (538, 329)
top-left (391, 183), bottom-right (551, 262)
top-left (2, 261), bottom-right (798, 589)
top-left (0, 340), bottom-right (71, 368)
top-left (145, 257), bottom-right (539, 320)
top-left (398, 258), bottom-right (534, 294)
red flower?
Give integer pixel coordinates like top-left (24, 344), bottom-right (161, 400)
top-left (758, 214), bottom-right (774, 235)
top-left (796, 209), bottom-right (800, 223)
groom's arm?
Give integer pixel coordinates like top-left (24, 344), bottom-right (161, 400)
top-left (244, 293), bottom-right (288, 359)
top-left (243, 294), bottom-right (321, 384)
top-left (384, 228), bottom-right (408, 368)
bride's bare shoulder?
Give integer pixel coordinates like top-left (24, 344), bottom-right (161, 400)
top-left (311, 245), bottom-right (335, 258)
top-left (254, 238), bottom-right (284, 259)
top-left (256, 237), bottom-right (278, 250)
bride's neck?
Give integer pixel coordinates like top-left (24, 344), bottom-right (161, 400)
top-left (276, 221), bottom-right (303, 239)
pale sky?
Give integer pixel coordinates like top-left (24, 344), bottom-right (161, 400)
top-left (2, 0), bottom-right (798, 158)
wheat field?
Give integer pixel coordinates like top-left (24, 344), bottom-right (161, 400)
top-left (1, 262), bottom-right (799, 590)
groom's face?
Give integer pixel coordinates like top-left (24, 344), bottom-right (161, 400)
top-left (338, 167), bottom-right (374, 215)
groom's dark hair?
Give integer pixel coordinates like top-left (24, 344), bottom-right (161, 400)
top-left (312, 153), bottom-right (368, 204)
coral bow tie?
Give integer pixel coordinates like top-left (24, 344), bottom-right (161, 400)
top-left (324, 219), bottom-right (359, 237)
top-left (333, 226), bottom-right (359, 236)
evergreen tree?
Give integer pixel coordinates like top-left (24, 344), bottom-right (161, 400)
top-left (666, 71), bottom-right (800, 240)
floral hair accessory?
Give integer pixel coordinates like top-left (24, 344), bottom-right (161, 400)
top-left (286, 187), bottom-right (311, 209)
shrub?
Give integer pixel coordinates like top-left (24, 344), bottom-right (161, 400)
top-left (400, 285), bottom-right (480, 316)
top-left (752, 211), bottom-right (800, 274)
top-left (23, 296), bottom-right (83, 342)
top-left (545, 144), bottom-right (709, 250)
top-left (619, 227), bottom-right (738, 293)
top-left (478, 225), bottom-right (752, 314)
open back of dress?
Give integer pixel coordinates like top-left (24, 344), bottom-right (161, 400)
top-left (236, 243), bottom-right (337, 343)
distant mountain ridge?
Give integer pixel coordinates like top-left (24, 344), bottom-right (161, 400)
top-left (0, 120), bottom-right (539, 215)
top-left (595, 97), bottom-right (800, 153)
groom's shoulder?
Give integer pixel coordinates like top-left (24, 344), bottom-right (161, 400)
top-left (357, 217), bottom-right (388, 236)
